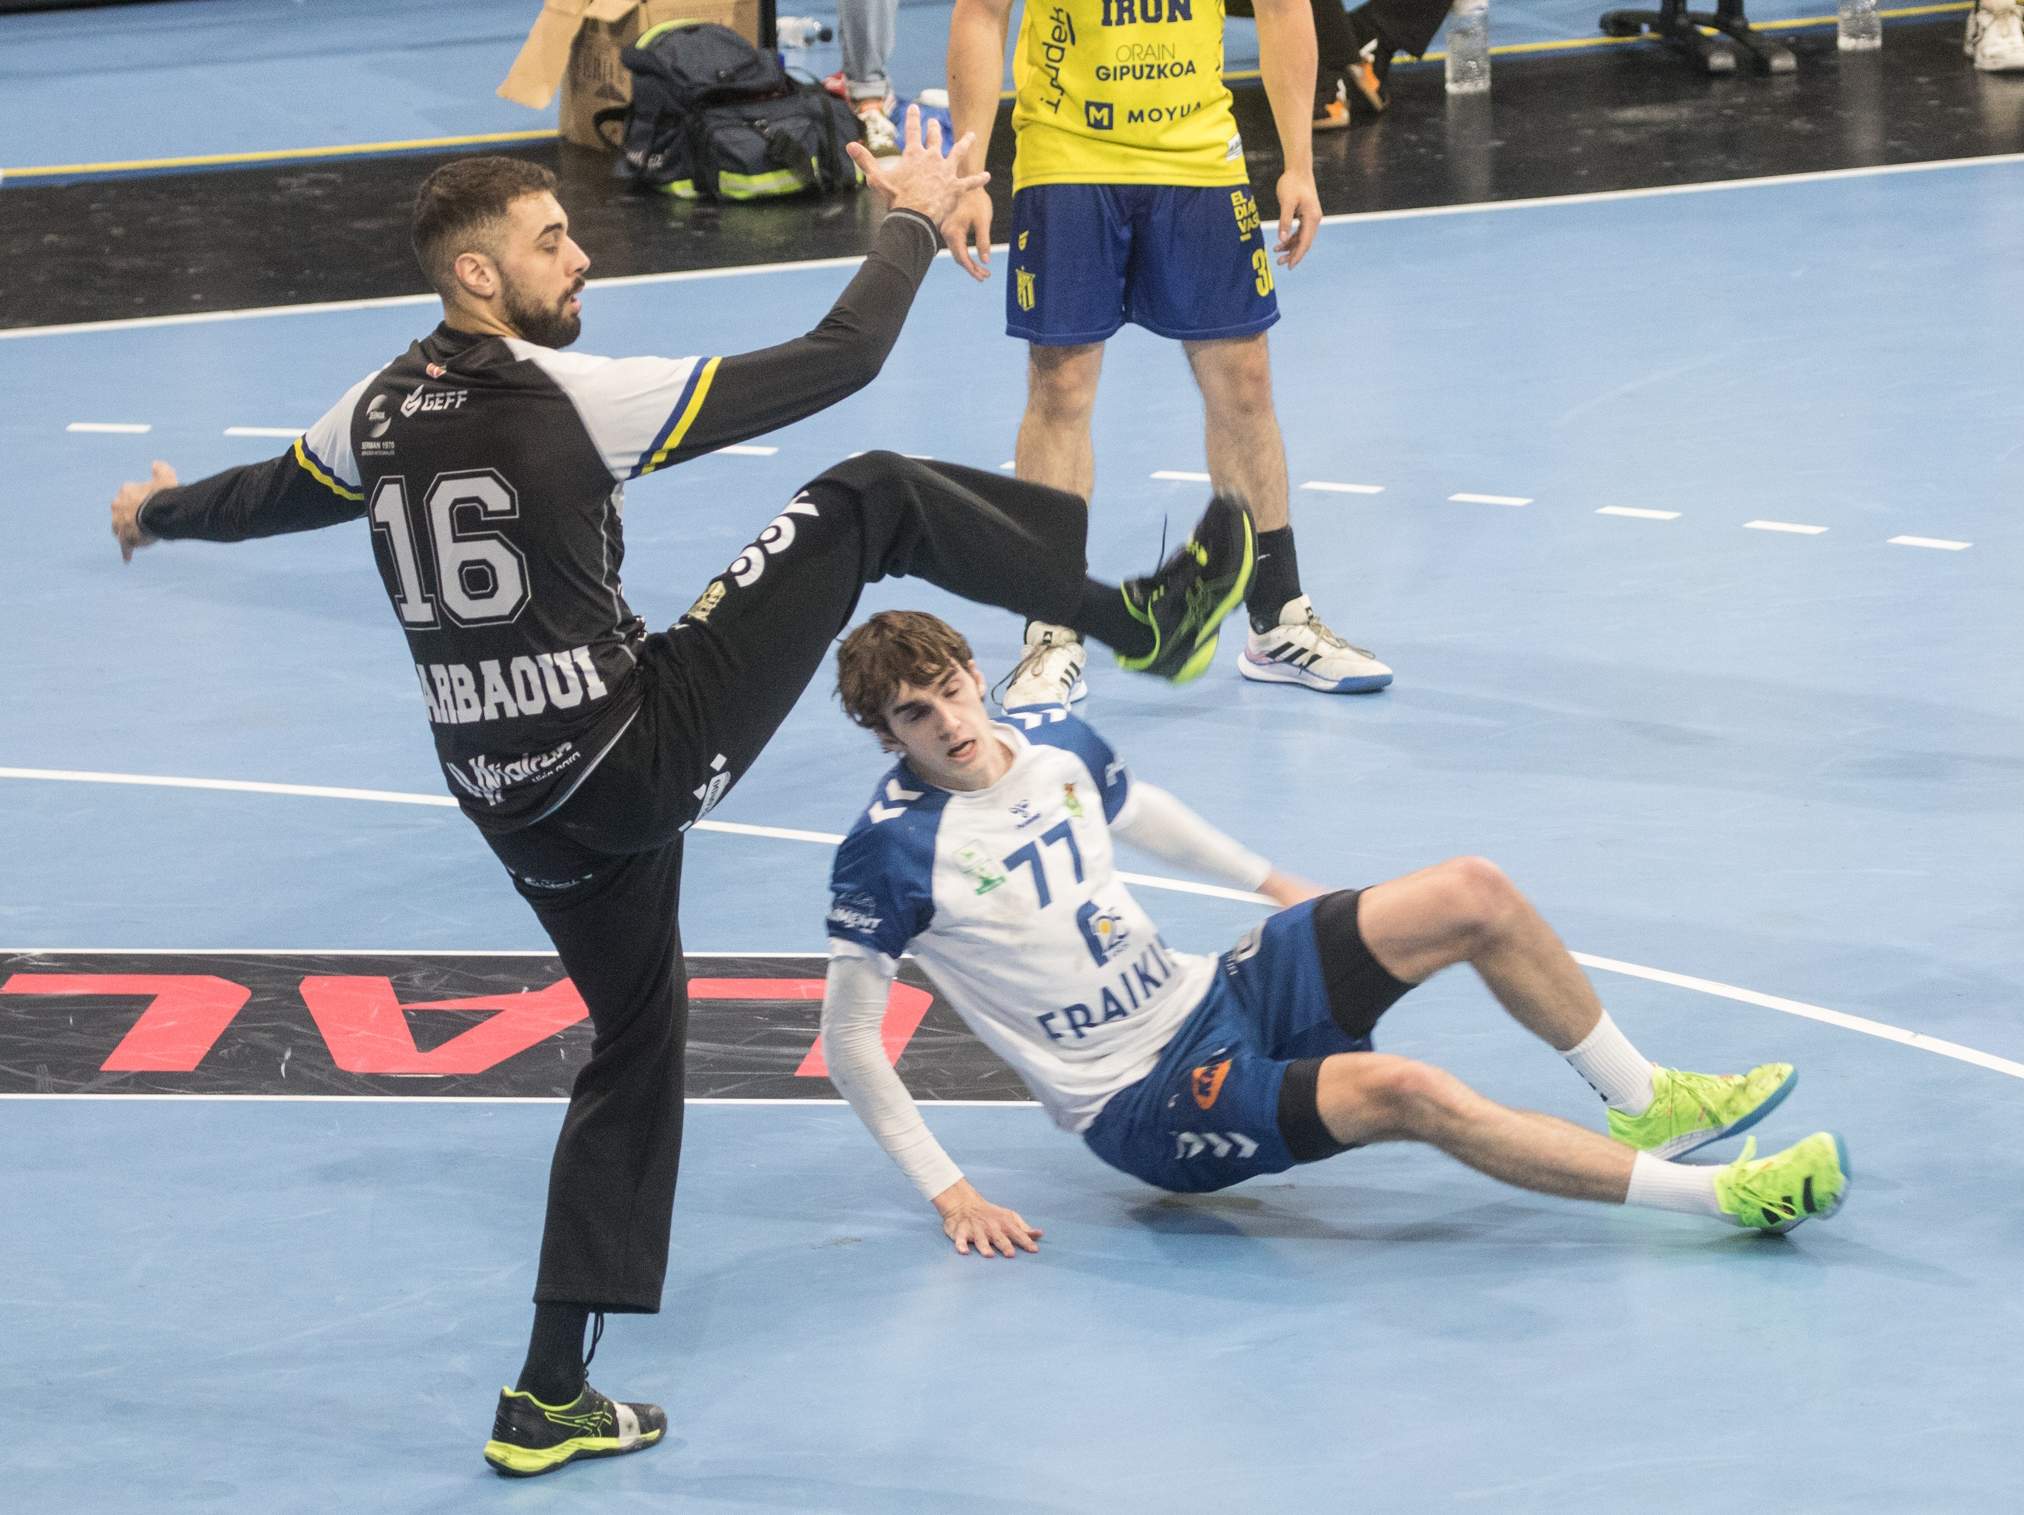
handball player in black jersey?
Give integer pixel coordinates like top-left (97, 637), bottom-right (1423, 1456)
top-left (107, 118), bottom-right (1255, 1477)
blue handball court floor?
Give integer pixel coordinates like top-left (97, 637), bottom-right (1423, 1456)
top-left (2, 124), bottom-right (2022, 1515)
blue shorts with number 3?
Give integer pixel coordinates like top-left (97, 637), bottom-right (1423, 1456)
top-left (1005, 183), bottom-right (1281, 345)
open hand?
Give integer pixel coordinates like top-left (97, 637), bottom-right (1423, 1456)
top-left (932, 1178), bottom-right (1043, 1258)
top-left (846, 105), bottom-right (990, 230)
top-left (111, 459), bottom-right (175, 562)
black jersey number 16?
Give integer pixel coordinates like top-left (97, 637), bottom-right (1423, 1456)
top-left (367, 469), bottom-right (532, 629)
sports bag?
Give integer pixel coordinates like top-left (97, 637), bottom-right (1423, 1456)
top-left (596, 21), bottom-right (862, 202)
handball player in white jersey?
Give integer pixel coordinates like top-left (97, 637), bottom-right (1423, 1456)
top-left (819, 612), bottom-right (1852, 1249)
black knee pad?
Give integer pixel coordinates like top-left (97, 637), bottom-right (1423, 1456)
top-left (1276, 1057), bottom-right (1356, 1163)
top-left (1311, 889), bottom-right (1415, 1042)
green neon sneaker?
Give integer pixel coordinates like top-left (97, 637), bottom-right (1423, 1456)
top-left (1607, 1062), bottom-right (1796, 1160)
top-left (1713, 1131), bottom-right (1850, 1233)
top-left (483, 1383), bottom-right (666, 1478)
top-left (1115, 497), bottom-right (1257, 685)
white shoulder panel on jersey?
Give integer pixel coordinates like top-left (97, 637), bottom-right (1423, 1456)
top-left (505, 343), bottom-right (711, 481)
top-left (298, 372), bottom-right (377, 494)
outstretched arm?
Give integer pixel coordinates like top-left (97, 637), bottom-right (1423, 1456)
top-left (112, 378), bottom-right (370, 557)
top-left (657, 110), bottom-right (990, 461)
top-left (821, 953), bottom-right (1042, 1257)
top-left (1112, 781), bottom-right (1325, 906)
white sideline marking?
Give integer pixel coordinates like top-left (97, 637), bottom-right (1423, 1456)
top-left (998, 460), bottom-right (1015, 471)
top-left (7, 153), bottom-right (2023, 344)
top-left (1152, 470), bottom-right (1212, 483)
top-left (1572, 954), bottom-right (2024, 1081)
top-left (223, 426), bottom-right (302, 439)
top-left (1450, 492), bottom-right (1531, 507)
top-left (1889, 535), bottom-right (1971, 552)
top-left (1300, 480), bottom-right (1385, 496)
top-left (1596, 506), bottom-right (1680, 521)
top-left (714, 444), bottom-right (778, 457)
top-left (67, 421), bottom-right (150, 434)
top-left (0, 766), bottom-right (847, 846)
top-left (2, 765), bottom-right (2017, 1082)
top-left (1745, 520), bottom-right (1828, 536)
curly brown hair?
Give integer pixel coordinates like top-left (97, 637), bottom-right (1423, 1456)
top-left (835, 611), bottom-right (976, 737)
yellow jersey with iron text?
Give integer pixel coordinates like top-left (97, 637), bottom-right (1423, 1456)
top-left (1010, 0), bottom-right (1245, 189)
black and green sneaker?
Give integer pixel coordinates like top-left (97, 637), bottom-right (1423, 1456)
top-left (1116, 497), bottom-right (1257, 684)
top-left (483, 1383), bottom-right (667, 1478)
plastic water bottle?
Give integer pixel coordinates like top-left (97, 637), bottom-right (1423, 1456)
top-left (1445, 0), bottom-right (1492, 95)
top-left (776, 15), bottom-right (834, 47)
top-left (1836, 0), bottom-right (1881, 49)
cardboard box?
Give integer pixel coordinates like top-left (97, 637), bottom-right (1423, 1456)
top-left (500, 0), bottom-right (764, 151)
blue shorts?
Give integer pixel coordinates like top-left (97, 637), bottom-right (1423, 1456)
top-left (1082, 894), bottom-right (1409, 1194)
top-left (1005, 183), bottom-right (1281, 345)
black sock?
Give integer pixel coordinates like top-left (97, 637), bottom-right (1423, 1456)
top-left (1247, 527), bottom-right (1302, 630)
top-left (1068, 578), bottom-right (1154, 659)
top-left (1347, 3), bottom-right (1379, 49)
top-left (516, 1303), bottom-right (590, 1405)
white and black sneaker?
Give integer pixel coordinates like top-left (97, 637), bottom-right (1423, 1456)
top-left (483, 1383), bottom-right (667, 1478)
top-left (1238, 595), bottom-right (1392, 693)
top-left (1001, 621), bottom-right (1088, 708)
top-left (1968, 0), bottom-right (2024, 68)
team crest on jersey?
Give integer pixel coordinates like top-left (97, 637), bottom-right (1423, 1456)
top-left (1075, 899), bottom-right (1130, 965)
top-left (954, 843), bottom-right (1007, 895)
top-left (1061, 783), bottom-right (1084, 819)
top-left (1191, 1058), bottom-right (1231, 1110)
top-left (685, 579), bottom-right (726, 624)
top-left (425, 362), bottom-right (448, 379)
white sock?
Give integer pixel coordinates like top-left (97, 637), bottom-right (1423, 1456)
top-left (1626, 1152), bottom-right (1727, 1219)
top-left (1561, 1011), bottom-right (1656, 1115)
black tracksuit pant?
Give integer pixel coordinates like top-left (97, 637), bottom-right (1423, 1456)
top-left (479, 452), bottom-right (1091, 1311)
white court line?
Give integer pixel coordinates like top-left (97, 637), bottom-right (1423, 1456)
top-left (1151, 470), bottom-right (1212, 483)
top-left (1890, 535), bottom-right (1972, 551)
top-left (2, 764), bottom-right (2016, 1082)
top-left (1573, 954), bottom-right (2024, 1081)
top-left (1596, 506), bottom-right (1680, 521)
top-left (998, 460), bottom-right (1015, 470)
top-left (8, 153), bottom-right (2024, 344)
top-left (1745, 520), bottom-right (1828, 536)
top-left (714, 444), bottom-right (778, 457)
top-left (1450, 492), bottom-right (1531, 507)
top-left (66, 421), bottom-right (151, 434)
top-left (0, 766), bottom-right (846, 844)
top-left (1301, 480), bottom-right (1385, 496)
top-left (222, 426), bottom-right (302, 439)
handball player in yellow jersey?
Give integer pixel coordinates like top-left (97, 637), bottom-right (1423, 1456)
top-left (946, 0), bottom-right (1393, 703)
